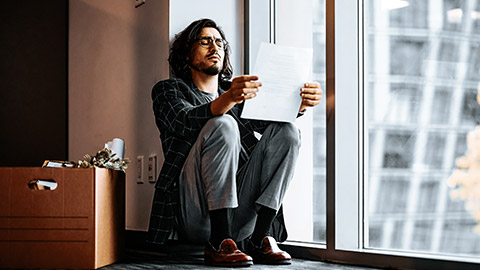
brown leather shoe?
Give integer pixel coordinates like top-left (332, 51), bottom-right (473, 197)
top-left (247, 236), bottom-right (292, 265)
top-left (204, 239), bottom-right (253, 267)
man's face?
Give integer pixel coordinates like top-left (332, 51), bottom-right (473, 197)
top-left (189, 27), bottom-right (225, 76)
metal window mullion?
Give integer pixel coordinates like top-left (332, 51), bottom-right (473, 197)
top-left (270, 0), bottom-right (277, 44)
top-left (358, 0), bottom-right (365, 250)
top-left (325, 0), bottom-right (336, 253)
top-left (244, 0), bottom-right (250, 74)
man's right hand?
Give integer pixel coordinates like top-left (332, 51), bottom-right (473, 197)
top-left (211, 75), bottom-right (261, 116)
top-left (226, 75), bottom-right (262, 103)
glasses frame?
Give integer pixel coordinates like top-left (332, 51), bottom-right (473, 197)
top-left (196, 36), bottom-right (228, 50)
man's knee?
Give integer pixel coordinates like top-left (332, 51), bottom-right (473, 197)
top-left (273, 122), bottom-right (301, 149)
top-left (204, 115), bottom-right (240, 144)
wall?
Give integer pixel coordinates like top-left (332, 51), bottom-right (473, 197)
top-left (69, 0), bottom-right (169, 230)
top-left (0, 1), bottom-right (68, 166)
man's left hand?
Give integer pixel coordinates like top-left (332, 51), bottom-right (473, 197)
top-left (299, 82), bottom-right (322, 113)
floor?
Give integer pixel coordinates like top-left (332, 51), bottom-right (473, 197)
top-left (101, 249), bottom-right (379, 270)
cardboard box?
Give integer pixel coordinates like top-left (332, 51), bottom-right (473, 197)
top-left (0, 167), bottom-right (125, 269)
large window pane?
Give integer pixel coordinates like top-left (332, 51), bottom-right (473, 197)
top-left (277, 0), bottom-right (326, 244)
top-left (365, 0), bottom-right (480, 256)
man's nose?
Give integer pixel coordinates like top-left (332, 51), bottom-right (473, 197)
top-left (209, 42), bottom-right (220, 52)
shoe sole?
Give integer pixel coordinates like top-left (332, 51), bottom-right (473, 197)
top-left (253, 259), bottom-right (292, 265)
top-left (205, 260), bottom-right (254, 267)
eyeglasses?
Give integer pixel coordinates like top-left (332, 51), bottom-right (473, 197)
top-left (196, 37), bottom-right (228, 50)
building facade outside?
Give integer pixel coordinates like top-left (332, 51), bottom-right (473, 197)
top-left (308, 0), bottom-right (480, 256)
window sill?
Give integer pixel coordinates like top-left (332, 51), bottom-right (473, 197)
top-left (280, 241), bottom-right (480, 270)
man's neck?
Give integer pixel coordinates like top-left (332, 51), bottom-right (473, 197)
top-left (191, 71), bottom-right (218, 94)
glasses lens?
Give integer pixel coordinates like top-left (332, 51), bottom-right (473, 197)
top-left (199, 38), bottom-right (211, 46)
top-left (198, 37), bottom-right (226, 50)
top-left (215, 39), bottom-right (225, 49)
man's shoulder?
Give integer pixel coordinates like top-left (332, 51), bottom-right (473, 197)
top-left (152, 78), bottom-right (194, 101)
top-left (153, 77), bottom-right (191, 90)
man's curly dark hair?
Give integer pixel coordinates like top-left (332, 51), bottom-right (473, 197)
top-left (169, 18), bottom-right (233, 84)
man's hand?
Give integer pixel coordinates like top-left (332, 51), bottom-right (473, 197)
top-left (299, 82), bottom-right (322, 113)
top-left (227, 75), bottom-right (262, 103)
top-left (211, 75), bottom-right (261, 116)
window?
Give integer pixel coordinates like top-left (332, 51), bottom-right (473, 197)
top-left (272, 0), bottom-right (327, 244)
top-left (258, 0), bottom-right (480, 269)
top-left (466, 43), bottom-right (480, 81)
top-left (375, 177), bottom-right (410, 213)
top-left (382, 132), bottom-right (416, 168)
top-left (366, 0), bottom-right (480, 258)
top-left (417, 180), bottom-right (439, 212)
top-left (389, 0), bottom-right (428, 28)
top-left (390, 39), bottom-right (426, 76)
top-left (430, 87), bottom-right (452, 124)
top-left (461, 89), bottom-right (480, 125)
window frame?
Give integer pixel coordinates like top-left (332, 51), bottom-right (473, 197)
top-left (243, 0), bottom-right (480, 269)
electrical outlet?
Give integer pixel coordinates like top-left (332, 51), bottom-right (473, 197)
top-left (148, 154), bottom-right (157, 183)
top-left (137, 156), bottom-right (144, 184)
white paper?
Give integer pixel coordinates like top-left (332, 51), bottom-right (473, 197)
top-left (106, 138), bottom-right (125, 159)
top-left (111, 138), bottom-right (125, 159)
top-left (241, 42), bottom-right (313, 123)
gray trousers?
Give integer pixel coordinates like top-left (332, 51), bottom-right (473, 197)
top-left (177, 115), bottom-right (300, 243)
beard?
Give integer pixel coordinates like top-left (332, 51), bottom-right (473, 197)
top-left (202, 65), bottom-right (222, 75)
top-left (190, 61), bottom-right (222, 76)
top-left (189, 51), bottom-right (223, 76)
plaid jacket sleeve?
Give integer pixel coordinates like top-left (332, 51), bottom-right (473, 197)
top-left (152, 78), bottom-right (214, 139)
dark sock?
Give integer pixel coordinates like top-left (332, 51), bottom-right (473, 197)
top-left (251, 206), bottom-right (277, 247)
top-left (209, 208), bottom-right (232, 249)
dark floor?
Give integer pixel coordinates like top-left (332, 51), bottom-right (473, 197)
top-left (101, 249), bottom-right (379, 270)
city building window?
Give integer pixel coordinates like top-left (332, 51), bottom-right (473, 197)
top-left (382, 132), bottom-right (416, 168)
top-left (431, 88), bottom-right (452, 124)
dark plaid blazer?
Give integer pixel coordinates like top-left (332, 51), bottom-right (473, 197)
top-left (147, 77), bottom-right (288, 245)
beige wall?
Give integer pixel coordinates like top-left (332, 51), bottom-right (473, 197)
top-left (69, 0), bottom-right (169, 230)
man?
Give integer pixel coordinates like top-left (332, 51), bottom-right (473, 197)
top-left (148, 18), bottom-right (322, 267)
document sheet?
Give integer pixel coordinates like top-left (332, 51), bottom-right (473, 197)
top-left (241, 42), bottom-right (313, 123)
